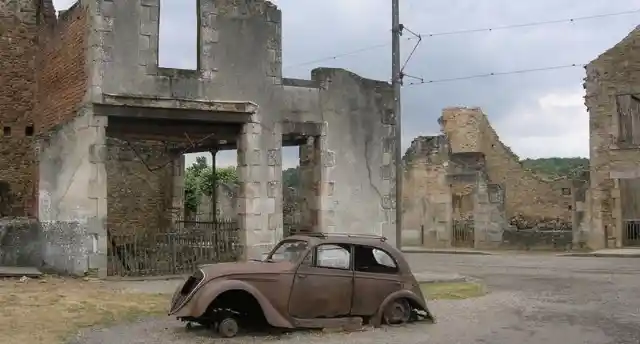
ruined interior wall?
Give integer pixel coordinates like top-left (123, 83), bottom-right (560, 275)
top-left (105, 138), bottom-right (173, 238)
top-left (281, 69), bottom-right (397, 245)
top-left (196, 183), bottom-right (238, 221)
top-left (584, 26), bottom-right (640, 249)
top-left (441, 107), bottom-right (572, 229)
top-left (93, 0), bottom-right (285, 258)
top-left (402, 136), bottom-right (451, 247)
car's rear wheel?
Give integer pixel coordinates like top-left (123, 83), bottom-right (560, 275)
top-left (383, 298), bottom-right (411, 326)
top-left (218, 317), bottom-right (239, 338)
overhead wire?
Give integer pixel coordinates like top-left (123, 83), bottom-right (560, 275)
top-left (283, 8), bottom-right (640, 70)
top-left (405, 63), bottom-right (585, 86)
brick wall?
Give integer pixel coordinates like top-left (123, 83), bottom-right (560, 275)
top-left (0, 0), bottom-right (46, 216)
top-left (35, 2), bottom-right (88, 133)
top-left (106, 138), bottom-right (174, 241)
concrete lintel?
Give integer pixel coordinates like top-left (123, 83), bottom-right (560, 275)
top-left (100, 93), bottom-right (258, 114)
top-left (93, 103), bottom-right (253, 124)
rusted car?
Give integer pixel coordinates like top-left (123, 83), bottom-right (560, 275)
top-left (168, 233), bottom-right (434, 337)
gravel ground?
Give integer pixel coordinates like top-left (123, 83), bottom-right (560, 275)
top-left (69, 253), bottom-right (640, 344)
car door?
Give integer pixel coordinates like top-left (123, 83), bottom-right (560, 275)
top-left (288, 243), bottom-right (354, 319)
top-left (351, 245), bottom-right (404, 316)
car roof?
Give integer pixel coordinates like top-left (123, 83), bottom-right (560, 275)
top-left (284, 233), bottom-right (403, 257)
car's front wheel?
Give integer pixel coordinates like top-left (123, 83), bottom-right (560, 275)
top-left (383, 298), bottom-right (412, 326)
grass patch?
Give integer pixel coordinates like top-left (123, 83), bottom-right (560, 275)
top-left (0, 276), bottom-right (171, 344)
top-left (420, 282), bottom-right (486, 300)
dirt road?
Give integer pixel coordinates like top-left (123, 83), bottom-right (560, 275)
top-left (69, 253), bottom-right (640, 344)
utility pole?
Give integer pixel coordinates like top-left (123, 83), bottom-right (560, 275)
top-left (391, 0), bottom-right (403, 248)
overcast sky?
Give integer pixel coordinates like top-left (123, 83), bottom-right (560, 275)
top-left (54, 0), bottom-right (639, 168)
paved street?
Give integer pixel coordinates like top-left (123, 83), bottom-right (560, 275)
top-left (71, 253), bottom-right (640, 344)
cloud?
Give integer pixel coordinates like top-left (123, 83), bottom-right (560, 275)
top-left (495, 89), bottom-right (589, 158)
top-left (52, 0), bottom-right (640, 165)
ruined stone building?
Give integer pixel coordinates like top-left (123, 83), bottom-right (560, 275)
top-left (584, 25), bottom-right (640, 249)
top-left (403, 107), bottom-right (577, 249)
top-left (0, 0), bottom-right (397, 277)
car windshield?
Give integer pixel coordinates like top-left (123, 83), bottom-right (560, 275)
top-left (266, 240), bottom-right (309, 263)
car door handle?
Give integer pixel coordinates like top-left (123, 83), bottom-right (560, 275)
top-left (297, 274), bottom-right (307, 279)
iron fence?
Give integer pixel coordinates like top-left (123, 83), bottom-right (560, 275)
top-left (107, 219), bottom-right (242, 277)
top-left (623, 220), bottom-right (640, 247)
top-left (452, 220), bottom-right (474, 247)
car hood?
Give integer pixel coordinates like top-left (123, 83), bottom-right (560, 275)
top-left (198, 261), bottom-right (294, 280)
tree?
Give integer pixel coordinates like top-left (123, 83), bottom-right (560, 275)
top-left (521, 157), bottom-right (589, 179)
top-left (199, 166), bottom-right (239, 196)
top-left (183, 158), bottom-right (239, 214)
top-left (184, 156), bottom-right (209, 214)
top-left (282, 167), bottom-right (300, 189)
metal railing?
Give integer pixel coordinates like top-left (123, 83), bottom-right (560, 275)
top-left (107, 219), bottom-right (241, 277)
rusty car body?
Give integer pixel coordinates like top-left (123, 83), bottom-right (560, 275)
top-left (168, 233), bottom-right (435, 337)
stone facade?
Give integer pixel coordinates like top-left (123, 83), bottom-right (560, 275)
top-left (403, 107), bottom-right (575, 249)
top-left (0, 0), bottom-right (396, 276)
top-left (584, 25), bottom-right (640, 249)
top-left (440, 107), bottom-right (573, 229)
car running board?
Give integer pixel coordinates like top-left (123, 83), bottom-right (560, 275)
top-left (293, 316), bottom-right (363, 330)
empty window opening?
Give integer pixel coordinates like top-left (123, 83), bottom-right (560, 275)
top-left (282, 145), bottom-right (300, 237)
top-left (158, 0), bottom-right (197, 69)
top-left (354, 245), bottom-right (398, 274)
top-left (184, 148), bottom-right (238, 223)
top-left (3, 126), bottom-right (10, 137)
top-left (316, 244), bottom-right (351, 270)
top-left (25, 125), bottom-right (34, 136)
top-left (616, 94), bottom-right (640, 145)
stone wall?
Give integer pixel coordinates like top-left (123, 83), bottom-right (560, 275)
top-left (0, 217), bottom-right (42, 267)
top-left (441, 107), bottom-right (573, 229)
top-left (403, 107), bottom-right (576, 249)
top-left (584, 25), bottom-right (640, 249)
top-left (38, 110), bottom-right (107, 276)
top-left (282, 69), bottom-right (397, 246)
top-left (402, 136), bottom-right (451, 247)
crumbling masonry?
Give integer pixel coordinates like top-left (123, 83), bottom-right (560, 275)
top-left (402, 107), bottom-right (577, 249)
top-left (0, 0), bottom-right (397, 276)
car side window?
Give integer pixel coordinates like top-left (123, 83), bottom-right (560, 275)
top-left (315, 244), bottom-right (351, 270)
top-left (354, 245), bottom-right (398, 274)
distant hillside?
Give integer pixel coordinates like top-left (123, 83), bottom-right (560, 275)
top-left (521, 157), bottom-right (589, 179)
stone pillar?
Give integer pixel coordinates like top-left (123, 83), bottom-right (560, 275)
top-left (197, 0), bottom-right (219, 80)
top-left (87, 113), bottom-right (109, 278)
top-left (237, 121), bottom-right (282, 260)
top-left (266, 140), bottom-right (283, 240)
top-left (171, 154), bottom-right (185, 223)
top-left (299, 136), bottom-right (321, 232)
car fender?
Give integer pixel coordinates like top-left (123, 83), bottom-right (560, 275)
top-left (371, 289), bottom-right (435, 327)
top-left (191, 279), bottom-right (294, 328)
